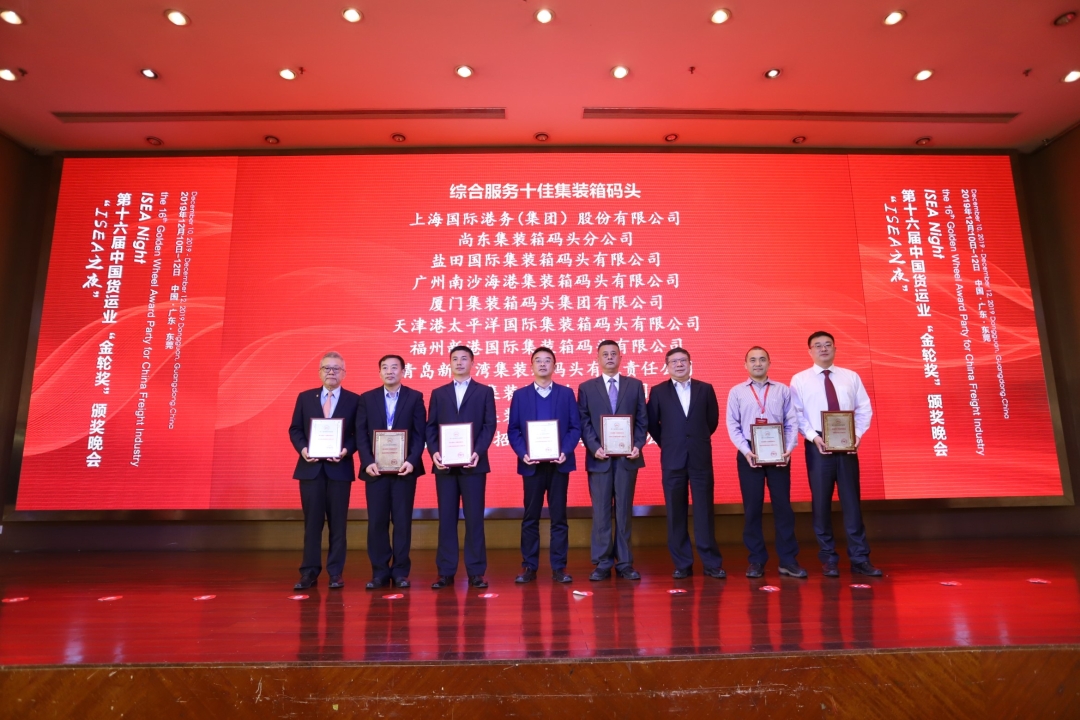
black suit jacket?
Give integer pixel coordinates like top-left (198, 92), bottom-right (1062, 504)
top-left (355, 385), bottom-right (427, 481)
top-left (425, 379), bottom-right (497, 475)
top-left (288, 386), bottom-right (360, 481)
top-left (646, 378), bottom-right (720, 472)
top-left (578, 374), bottom-right (648, 473)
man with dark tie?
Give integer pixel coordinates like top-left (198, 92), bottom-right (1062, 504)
top-left (426, 345), bottom-right (497, 590)
top-left (287, 351), bottom-right (359, 590)
top-left (507, 347), bottom-right (582, 584)
top-left (577, 339), bottom-right (647, 581)
top-left (725, 346), bottom-right (806, 579)
top-left (356, 354), bottom-right (427, 590)
top-left (789, 331), bottom-right (880, 578)
top-left (646, 347), bottom-right (726, 579)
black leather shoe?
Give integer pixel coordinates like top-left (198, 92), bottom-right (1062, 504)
top-left (745, 563), bottom-right (764, 578)
top-left (552, 569), bottom-right (573, 583)
top-left (329, 575), bottom-right (345, 589)
top-left (672, 568), bottom-right (692, 579)
top-left (851, 561), bottom-right (883, 577)
top-left (515, 567), bottom-right (537, 584)
top-left (617, 567), bottom-right (641, 580)
top-left (394, 577), bottom-right (411, 589)
top-left (589, 568), bottom-right (612, 581)
top-left (779, 563), bottom-right (808, 579)
top-left (294, 575), bottom-right (317, 590)
top-left (431, 575), bottom-right (454, 589)
top-left (469, 575), bottom-right (488, 588)
top-left (703, 566), bottom-right (727, 579)
top-left (365, 577), bottom-right (389, 590)
top-left (822, 563), bottom-right (840, 578)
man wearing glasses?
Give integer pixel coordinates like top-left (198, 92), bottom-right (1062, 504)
top-left (288, 351), bottom-right (360, 590)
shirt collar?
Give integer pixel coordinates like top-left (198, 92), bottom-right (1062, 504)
top-left (534, 381), bottom-right (554, 392)
top-left (322, 386), bottom-right (339, 398)
top-left (672, 378), bottom-right (691, 389)
top-left (813, 364), bottom-right (834, 375)
top-left (454, 378), bottom-right (471, 388)
top-left (385, 388), bottom-right (400, 398)
top-left (747, 377), bottom-right (771, 388)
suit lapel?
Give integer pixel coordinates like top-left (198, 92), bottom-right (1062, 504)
top-left (457, 380), bottom-right (477, 418)
top-left (615, 374), bottom-right (629, 411)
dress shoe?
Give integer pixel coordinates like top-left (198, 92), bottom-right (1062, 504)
top-left (329, 575), bottom-right (345, 589)
top-left (294, 575), bottom-right (317, 590)
top-left (393, 578), bottom-right (411, 589)
top-left (469, 575), bottom-right (488, 588)
top-left (672, 568), bottom-right (692, 579)
top-left (365, 577), bottom-right (390, 590)
top-left (703, 566), bottom-right (727, 579)
top-left (822, 563), bottom-right (840, 578)
top-left (617, 567), bottom-right (641, 580)
top-left (589, 568), bottom-right (612, 581)
top-left (552, 569), bottom-right (573, 583)
top-left (515, 567), bottom-right (537, 584)
top-left (851, 561), bottom-right (883, 577)
top-left (745, 563), bottom-right (764, 578)
top-left (778, 563), bottom-right (808, 579)
top-left (431, 575), bottom-right (454, 589)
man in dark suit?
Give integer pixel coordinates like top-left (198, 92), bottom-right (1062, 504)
top-left (646, 347), bottom-right (726, 579)
top-left (507, 347), bottom-right (582, 584)
top-left (577, 340), bottom-right (647, 581)
top-left (288, 351), bottom-right (360, 590)
top-left (355, 354), bottom-right (427, 590)
top-left (425, 345), bottom-right (497, 590)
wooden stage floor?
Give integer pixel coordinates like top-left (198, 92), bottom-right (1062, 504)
top-left (2, 539), bottom-right (1080, 717)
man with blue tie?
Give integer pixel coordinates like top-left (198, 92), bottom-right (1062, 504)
top-left (577, 340), bottom-right (647, 581)
top-left (356, 354), bottom-right (427, 590)
top-left (646, 347), bottom-right (726, 579)
top-left (790, 331), bottom-right (880, 578)
top-left (426, 345), bottom-right (497, 590)
top-left (288, 351), bottom-right (360, 590)
top-left (508, 347), bottom-right (582, 584)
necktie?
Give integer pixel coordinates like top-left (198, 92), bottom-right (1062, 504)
top-left (823, 370), bottom-right (840, 412)
top-left (322, 391), bottom-right (333, 418)
top-left (608, 377), bottom-right (618, 413)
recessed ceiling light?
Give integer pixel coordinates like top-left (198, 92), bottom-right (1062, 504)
top-left (342, 8), bottom-right (362, 22)
top-left (710, 9), bottom-right (731, 24)
top-left (1053, 11), bottom-right (1076, 26)
top-left (915, 136), bottom-right (932, 146)
top-left (534, 132), bottom-right (549, 142)
top-left (0, 68), bottom-right (18, 82)
top-left (0, 9), bottom-right (23, 24)
top-left (883, 10), bottom-right (906, 25)
top-left (535, 8), bottom-right (553, 23)
top-left (264, 135), bottom-right (280, 144)
top-left (792, 136), bottom-right (807, 144)
top-left (664, 133), bottom-right (678, 142)
top-left (164, 9), bottom-right (189, 26)
top-left (141, 68), bottom-right (158, 79)
top-left (455, 65), bottom-right (473, 78)
top-left (914, 69), bottom-right (933, 81)
top-left (611, 65), bottom-right (629, 79)
top-left (391, 133), bottom-right (406, 142)
top-left (279, 68), bottom-right (297, 80)
top-left (146, 136), bottom-right (164, 146)
top-left (764, 68), bottom-right (782, 79)
top-left (1064, 70), bottom-right (1080, 83)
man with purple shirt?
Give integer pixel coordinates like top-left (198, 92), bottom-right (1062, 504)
top-left (725, 346), bottom-right (806, 579)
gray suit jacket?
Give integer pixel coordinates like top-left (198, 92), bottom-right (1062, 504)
top-left (577, 374), bottom-right (648, 473)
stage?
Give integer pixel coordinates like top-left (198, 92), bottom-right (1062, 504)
top-left (2, 539), bottom-right (1080, 717)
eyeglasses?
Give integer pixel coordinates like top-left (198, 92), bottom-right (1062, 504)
top-left (320, 366), bottom-right (345, 374)
top-left (810, 343), bottom-right (834, 350)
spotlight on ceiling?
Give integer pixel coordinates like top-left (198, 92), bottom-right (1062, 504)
top-left (664, 133), bottom-right (679, 142)
top-left (455, 65), bottom-right (474, 78)
top-left (264, 135), bottom-right (280, 144)
top-left (164, 9), bottom-right (189, 26)
top-left (279, 68), bottom-right (297, 80)
top-left (764, 68), bottom-right (782, 79)
top-left (535, 8), bottom-right (553, 23)
top-left (914, 69), bottom-right (933, 81)
top-left (391, 133), bottom-right (406, 142)
top-left (710, 9), bottom-right (731, 24)
top-left (0, 9), bottom-right (23, 24)
top-left (611, 65), bottom-right (629, 79)
top-left (534, 132), bottom-right (549, 142)
top-left (915, 136), bottom-right (932, 146)
top-left (1053, 11), bottom-right (1076, 26)
top-left (146, 136), bottom-right (164, 146)
top-left (883, 10), bottom-right (906, 25)
top-left (1064, 70), bottom-right (1080, 83)
top-left (342, 8), bottom-right (362, 22)
top-left (141, 68), bottom-right (159, 79)
top-left (792, 136), bottom-right (807, 144)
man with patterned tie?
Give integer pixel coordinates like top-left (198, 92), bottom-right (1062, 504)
top-left (288, 351), bottom-right (360, 590)
top-left (577, 340), bottom-right (648, 581)
top-left (789, 331), bottom-right (881, 578)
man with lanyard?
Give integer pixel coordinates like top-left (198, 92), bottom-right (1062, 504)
top-left (725, 346), bottom-right (806, 579)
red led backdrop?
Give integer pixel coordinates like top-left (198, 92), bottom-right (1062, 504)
top-left (15, 153), bottom-right (1062, 511)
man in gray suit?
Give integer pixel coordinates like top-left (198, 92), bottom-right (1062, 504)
top-left (577, 340), bottom-right (648, 581)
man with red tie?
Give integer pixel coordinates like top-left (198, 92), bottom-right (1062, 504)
top-left (789, 332), bottom-right (880, 578)
top-left (288, 351), bottom-right (360, 590)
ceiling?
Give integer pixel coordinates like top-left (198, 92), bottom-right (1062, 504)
top-left (0, 0), bottom-right (1077, 154)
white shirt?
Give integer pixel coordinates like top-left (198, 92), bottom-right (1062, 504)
top-left (384, 388), bottom-right (399, 429)
top-left (453, 378), bottom-right (471, 410)
top-left (672, 378), bottom-right (692, 416)
top-left (534, 382), bottom-right (553, 398)
top-left (319, 386), bottom-right (340, 417)
top-left (789, 365), bottom-right (873, 440)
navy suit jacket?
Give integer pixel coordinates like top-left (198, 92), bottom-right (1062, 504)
top-left (288, 386), bottom-right (360, 481)
top-left (355, 385), bottom-right (427, 481)
top-left (577, 374), bottom-right (648, 473)
top-left (425, 379), bottom-right (497, 475)
top-left (646, 378), bottom-right (720, 473)
top-left (507, 383), bottom-right (581, 476)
